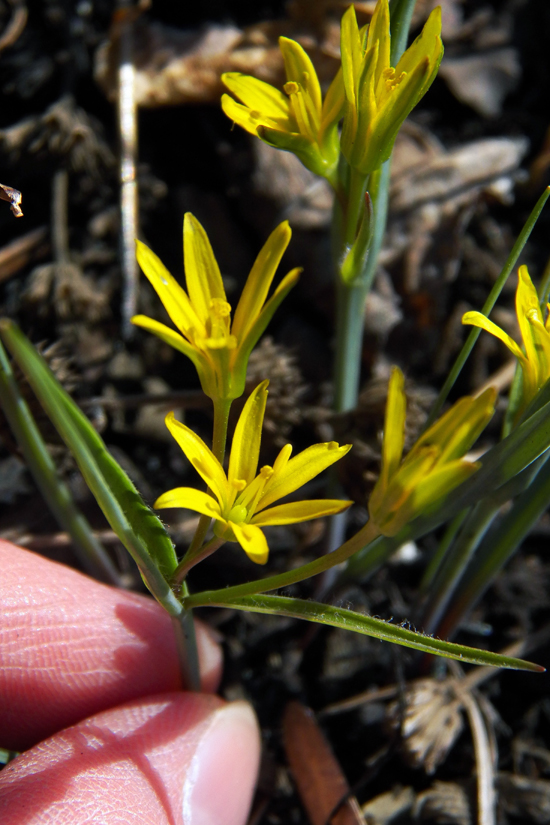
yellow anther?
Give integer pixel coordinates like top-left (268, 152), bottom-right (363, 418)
top-left (210, 298), bottom-right (231, 318)
top-left (260, 465), bottom-right (274, 479)
top-left (284, 81), bottom-right (300, 95)
top-left (232, 478), bottom-right (247, 491)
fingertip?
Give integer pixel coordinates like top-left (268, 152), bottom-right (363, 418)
top-left (0, 695), bottom-right (261, 825)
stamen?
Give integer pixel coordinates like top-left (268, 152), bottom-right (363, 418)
top-left (210, 298), bottom-right (231, 318)
top-left (232, 478), bottom-right (247, 491)
top-left (284, 81), bottom-right (300, 96)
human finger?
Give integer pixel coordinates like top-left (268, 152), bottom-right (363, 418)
top-left (0, 693), bottom-right (260, 825)
top-left (0, 541), bottom-right (222, 751)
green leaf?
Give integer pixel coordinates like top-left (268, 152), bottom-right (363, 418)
top-left (425, 186), bottom-right (550, 428)
top-left (205, 593), bottom-right (543, 672)
top-left (0, 338), bottom-right (123, 586)
top-left (0, 320), bottom-right (180, 614)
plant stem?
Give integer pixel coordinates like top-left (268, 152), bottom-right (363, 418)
top-left (172, 586), bottom-right (201, 692)
top-left (185, 518), bottom-right (381, 608)
top-left (172, 536), bottom-right (224, 585)
top-left (183, 396), bottom-right (232, 561)
top-left (171, 396), bottom-right (232, 687)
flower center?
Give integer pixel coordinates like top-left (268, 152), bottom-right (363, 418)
top-left (228, 504), bottom-right (248, 524)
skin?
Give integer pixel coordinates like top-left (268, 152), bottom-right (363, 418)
top-left (0, 541), bottom-right (261, 824)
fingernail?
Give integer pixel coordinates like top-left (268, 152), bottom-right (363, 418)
top-left (183, 701), bottom-right (260, 825)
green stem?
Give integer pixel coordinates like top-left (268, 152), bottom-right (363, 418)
top-left (172, 536), bottom-right (224, 586)
top-left (420, 499), bottom-right (500, 636)
top-left (438, 449), bottom-right (550, 640)
top-left (343, 168), bottom-right (369, 248)
top-left (171, 396), bottom-right (231, 687)
top-left (425, 186), bottom-right (550, 429)
top-left (182, 397), bottom-right (232, 561)
top-left (0, 339), bottom-right (124, 587)
top-left (172, 581), bottom-right (201, 692)
top-left (185, 519), bottom-right (381, 608)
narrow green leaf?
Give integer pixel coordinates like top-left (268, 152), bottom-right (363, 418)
top-left (425, 186), bottom-right (550, 428)
top-left (0, 320), bottom-right (180, 614)
top-left (0, 338), bottom-right (123, 585)
top-left (210, 594), bottom-right (544, 672)
top-left (438, 449), bottom-right (550, 639)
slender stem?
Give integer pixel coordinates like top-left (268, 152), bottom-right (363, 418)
top-left (182, 397), bottom-right (232, 562)
top-left (170, 396), bottom-right (232, 688)
top-left (185, 519), bottom-right (381, 608)
top-left (343, 168), bottom-right (369, 249)
top-left (419, 508), bottom-right (469, 596)
top-left (333, 280), bottom-right (369, 412)
top-left (172, 536), bottom-right (224, 586)
top-left (211, 396), bottom-right (232, 463)
top-left (171, 595), bottom-right (201, 692)
top-left (425, 186), bottom-right (550, 430)
top-left (420, 500), bottom-right (499, 636)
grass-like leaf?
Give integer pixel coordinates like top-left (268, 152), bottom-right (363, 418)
top-left (202, 593), bottom-right (544, 672)
top-left (0, 319), bottom-right (180, 615)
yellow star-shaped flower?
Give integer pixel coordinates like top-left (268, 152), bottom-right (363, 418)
top-left (155, 381), bottom-right (352, 564)
top-left (340, 1), bottom-right (443, 175)
top-left (369, 368), bottom-right (496, 536)
top-left (463, 265), bottom-right (550, 417)
top-left (221, 38), bottom-right (344, 185)
top-left (132, 214), bottom-right (300, 401)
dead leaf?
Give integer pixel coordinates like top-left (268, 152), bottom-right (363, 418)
top-left (439, 49), bottom-right (521, 118)
top-left (282, 700), bottom-right (365, 825)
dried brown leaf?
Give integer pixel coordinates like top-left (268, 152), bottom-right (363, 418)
top-left (283, 700), bottom-right (364, 825)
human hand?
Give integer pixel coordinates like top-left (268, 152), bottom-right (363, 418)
top-left (0, 541), bottom-right (261, 824)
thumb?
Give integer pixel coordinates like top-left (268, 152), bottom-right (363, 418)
top-left (0, 693), bottom-right (261, 825)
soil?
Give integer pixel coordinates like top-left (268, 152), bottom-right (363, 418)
top-left (1, 1), bottom-right (550, 822)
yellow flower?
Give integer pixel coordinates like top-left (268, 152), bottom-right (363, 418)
top-left (221, 38), bottom-right (344, 184)
top-left (463, 265), bottom-right (550, 415)
top-left (155, 381), bottom-right (352, 564)
top-left (340, 1), bottom-right (443, 175)
top-left (132, 214), bottom-right (300, 401)
top-left (369, 368), bottom-right (496, 536)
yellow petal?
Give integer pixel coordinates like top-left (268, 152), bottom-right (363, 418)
top-left (369, 445), bottom-right (437, 530)
top-left (164, 412), bottom-right (229, 510)
top-left (340, 5), bottom-right (362, 110)
top-left (154, 487), bottom-right (221, 519)
top-left (232, 267), bottom-right (301, 383)
top-left (257, 441), bottom-right (352, 511)
top-left (365, 0), bottom-right (390, 96)
top-left (131, 315), bottom-right (201, 365)
top-left (379, 367), bottom-right (406, 492)
top-left (222, 72), bottom-right (293, 122)
top-left (228, 381), bottom-right (269, 488)
top-left (410, 460), bottom-right (479, 519)
top-left (231, 222), bottom-right (292, 342)
top-left (183, 213), bottom-right (227, 325)
top-left (396, 6), bottom-right (442, 78)
top-left (135, 240), bottom-right (203, 336)
top-left (279, 37), bottom-right (322, 117)
top-left (230, 521), bottom-right (269, 564)
top-left (411, 388), bottom-right (495, 466)
top-left (251, 499), bottom-right (352, 526)
top-left (462, 310), bottom-right (528, 365)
